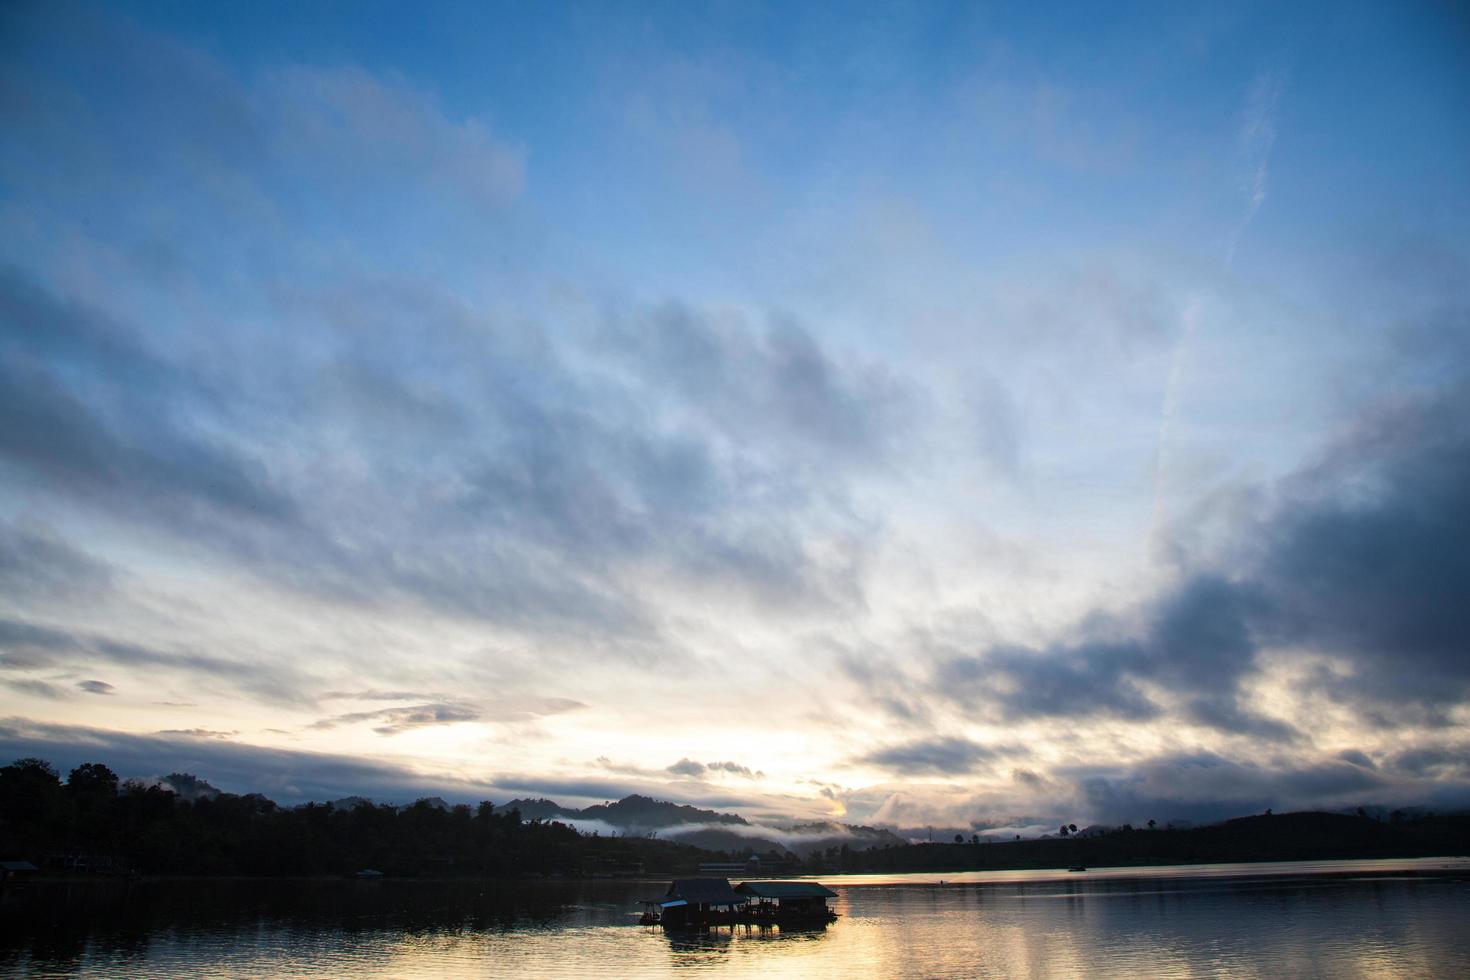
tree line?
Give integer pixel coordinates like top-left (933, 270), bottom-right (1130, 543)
top-left (0, 758), bottom-right (714, 877)
top-left (4, 757), bottom-right (1464, 878)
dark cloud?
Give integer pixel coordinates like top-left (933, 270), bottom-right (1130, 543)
top-left (1061, 751), bottom-right (1434, 826)
top-left (0, 718), bottom-right (498, 806)
top-left (3, 678), bottom-right (67, 700)
top-left (665, 758), bottom-right (765, 779)
top-left (1335, 749), bottom-right (1376, 769)
top-left (0, 269), bottom-right (299, 528)
top-left (939, 641), bottom-right (1157, 723)
top-left (1253, 385), bottom-right (1470, 708)
top-left (155, 729), bottom-right (238, 739)
top-left (859, 737), bottom-right (1023, 776)
top-left (1386, 744), bottom-right (1469, 778)
top-left (598, 303), bottom-right (915, 469)
top-left (1011, 768), bottom-right (1045, 788)
top-left (76, 679), bottom-right (114, 695)
top-left (0, 519), bottom-right (115, 602)
top-left (922, 382), bottom-right (1470, 736)
top-left (1180, 695), bottom-right (1301, 742)
top-left (0, 618), bottom-right (74, 669)
top-left (0, 617), bottom-right (311, 705)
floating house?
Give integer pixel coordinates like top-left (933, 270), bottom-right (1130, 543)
top-left (650, 878), bottom-right (746, 927)
top-left (640, 877), bottom-right (838, 928)
top-left (735, 881), bottom-right (839, 923)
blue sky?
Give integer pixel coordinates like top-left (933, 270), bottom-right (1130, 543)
top-left (1, 0), bottom-right (1468, 833)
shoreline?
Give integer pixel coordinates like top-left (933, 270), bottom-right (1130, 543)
top-left (13, 854), bottom-right (1469, 887)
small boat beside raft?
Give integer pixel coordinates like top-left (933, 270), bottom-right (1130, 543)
top-left (639, 878), bottom-right (838, 928)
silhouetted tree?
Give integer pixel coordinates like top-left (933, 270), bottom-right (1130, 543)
top-left (2, 757), bottom-right (59, 785)
top-left (67, 762), bottom-right (119, 799)
top-left (1, 757), bottom-right (63, 824)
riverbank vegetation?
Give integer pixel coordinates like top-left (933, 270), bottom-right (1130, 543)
top-left (3, 757), bottom-right (1465, 878)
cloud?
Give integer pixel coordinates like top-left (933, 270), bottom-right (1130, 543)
top-left (308, 695), bottom-right (585, 736)
top-left (1387, 744), bottom-right (1469, 779)
top-left (0, 5), bottom-right (931, 675)
top-left (1251, 386), bottom-right (1470, 710)
top-left (0, 269), bottom-right (298, 528)
top-left (0, 519), bottom-right (115, 602)
top-left (1063, 751), bottom-right (1419, 826)
top-left (155, 729), bottom-right (238, 740)
top-left (666, 758), bottom-right (765, 780)
top-left (919, 380), bottom-right (1470, 737)
top-left (321, 690), bottom-right (445, 702)
top-left (264, 64), bottom-right (525, 209)
top-left (76, 680), bottom-right (114, 695)
top-left (0, 718), bottom-right (502, 805)
top-left (309, 702), bottom-right (481, 736)
top-left (3, 678), bottom-right (68, 700)
top-left (0, 617), bottom-right (311, 705)
top-left (598, 304), bottom-right (916, 469)
top-left (1228, 66), bottom-right (1287, 267)
top-left (1, 253), bottom-right (901, 649)
top-left (858, 737), bottom-right (1022, 776)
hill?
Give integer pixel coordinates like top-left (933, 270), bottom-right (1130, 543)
top-left (851, 810), bottom-right (1470, 873)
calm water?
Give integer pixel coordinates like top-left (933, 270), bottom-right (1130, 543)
top-left (3, 859), bottom-right (1467, 978)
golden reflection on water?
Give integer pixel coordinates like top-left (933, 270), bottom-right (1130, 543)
top-left (5, 859), bottom-right (1468, 979)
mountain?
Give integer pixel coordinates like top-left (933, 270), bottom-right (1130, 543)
top-left (495, 794), bottom-right (904, 856)
top-left (578, 794), bottom-right (749, 828)
top-left (501, 797), bottom-right (581, 821)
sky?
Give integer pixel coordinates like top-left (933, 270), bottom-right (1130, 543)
top-left (2, 0), bottom-right (1468, 835)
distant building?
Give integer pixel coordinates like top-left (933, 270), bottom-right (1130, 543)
top-left (1, 860), bottom-right (38, 883)
top-left (698, 853), bottom-right (794, 876)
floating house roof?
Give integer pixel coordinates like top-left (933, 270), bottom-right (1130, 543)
top-left (665, 877), bottom-right (744, 906)
top-left (735, 881), bottom-right (837, 899)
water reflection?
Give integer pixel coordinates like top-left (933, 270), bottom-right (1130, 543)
top-left (661, 921), bottom-right (831, 967)
top-left (2, 861), bottom-right (1467, 978)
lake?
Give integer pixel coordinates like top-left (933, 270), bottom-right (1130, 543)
top-left (3, 858), bottom-right (1467, 978)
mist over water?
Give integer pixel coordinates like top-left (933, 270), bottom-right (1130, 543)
top-left (4, 861), bottom-right (1466, 978)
